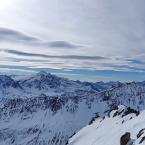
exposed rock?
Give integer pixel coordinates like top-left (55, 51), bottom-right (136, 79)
top-left (88, 112), bottom-right (100, 125)
top-left (120, 132), bottom-right (131, 145)
top-left (136, 128), bottom-right (145, 144)
top-left (122, 107), bottom-right (139, 117)
top-left (139, 136), bottom-right (145, 144)
top-left (108, 106), bottom-right (139, 118)
top-left (137, 128), bottom-right (145, 139)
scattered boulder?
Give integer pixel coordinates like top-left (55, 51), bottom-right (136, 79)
top-left (120, 132), bottom-right (131, 145)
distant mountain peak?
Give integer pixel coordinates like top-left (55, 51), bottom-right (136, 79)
top-left (37, 71), bottom-right (48, 76)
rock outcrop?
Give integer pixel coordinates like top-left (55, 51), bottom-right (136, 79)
top-left (120, 132), bottom-right (131, 145)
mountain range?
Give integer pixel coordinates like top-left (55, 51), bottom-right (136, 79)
top-left (0, 72), bottom-right (144, 145)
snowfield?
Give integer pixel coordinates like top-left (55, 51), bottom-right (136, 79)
top-left (68, 105), bottom-right (145, 145)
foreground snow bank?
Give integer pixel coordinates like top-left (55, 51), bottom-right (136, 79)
top-left (68, 106), bottom-right (145, 145)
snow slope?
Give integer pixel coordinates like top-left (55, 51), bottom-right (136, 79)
top-left (68, 105), bottom-right (145, 145)
top-left (0, 91), bottom-right (106, 145)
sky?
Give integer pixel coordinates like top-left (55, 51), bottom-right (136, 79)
top-left (0, 0), bottom-right (145, 82)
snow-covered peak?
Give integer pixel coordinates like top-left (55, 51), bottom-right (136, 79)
top-left (19, 72), bottom-right (98, 95)
top-left (37, 71), bottom-right (48, 76)
top-left (0, 72), bottom-right (125, 100)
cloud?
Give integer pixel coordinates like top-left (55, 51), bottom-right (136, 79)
top-left (1, 49), bottom-right (145, 73)
top-left (47, 41), bottom-right (79, 48)
top-left (0, 27), bottom-right (80, 49)
top-left (0, 68), bottom-right (36, 74)
top-left (1, 49), bottom-right (107, 60)
top-left (0, 1), bottom-right (145, 81)
top-left (0, 27), bottom-right (39, 42)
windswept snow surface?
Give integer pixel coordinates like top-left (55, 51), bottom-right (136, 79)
top-left (68, 106), bottom-right (145, 145)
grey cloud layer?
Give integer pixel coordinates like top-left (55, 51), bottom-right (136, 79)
top-left (0, 27), bottom-right (39, 42)
top-left (48, 41), bottom-right (79, 48)
top-left (0, 49), bottom-right (144, 73)
top-left (1, 49), bottom-right (107, 60)
top-left (0, 27), bottom-right (79, 49)
top-left (0, 0), bottom-right (145, 78)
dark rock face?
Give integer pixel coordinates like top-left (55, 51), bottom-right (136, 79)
top-left (137, 129), bottom-right (145, 139)
top-left (88, 112), bottom-right (100, 125)
top-left (137, 128), bottom-right (145, 144)
top-left (139, 136), bottom-right (145, 144)
top-left (122, 107), bottom-right (139, 117)
top-left (108, 106), bottom-right (139, 118)
top-left (120, 132), bottom-right (131, 145)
